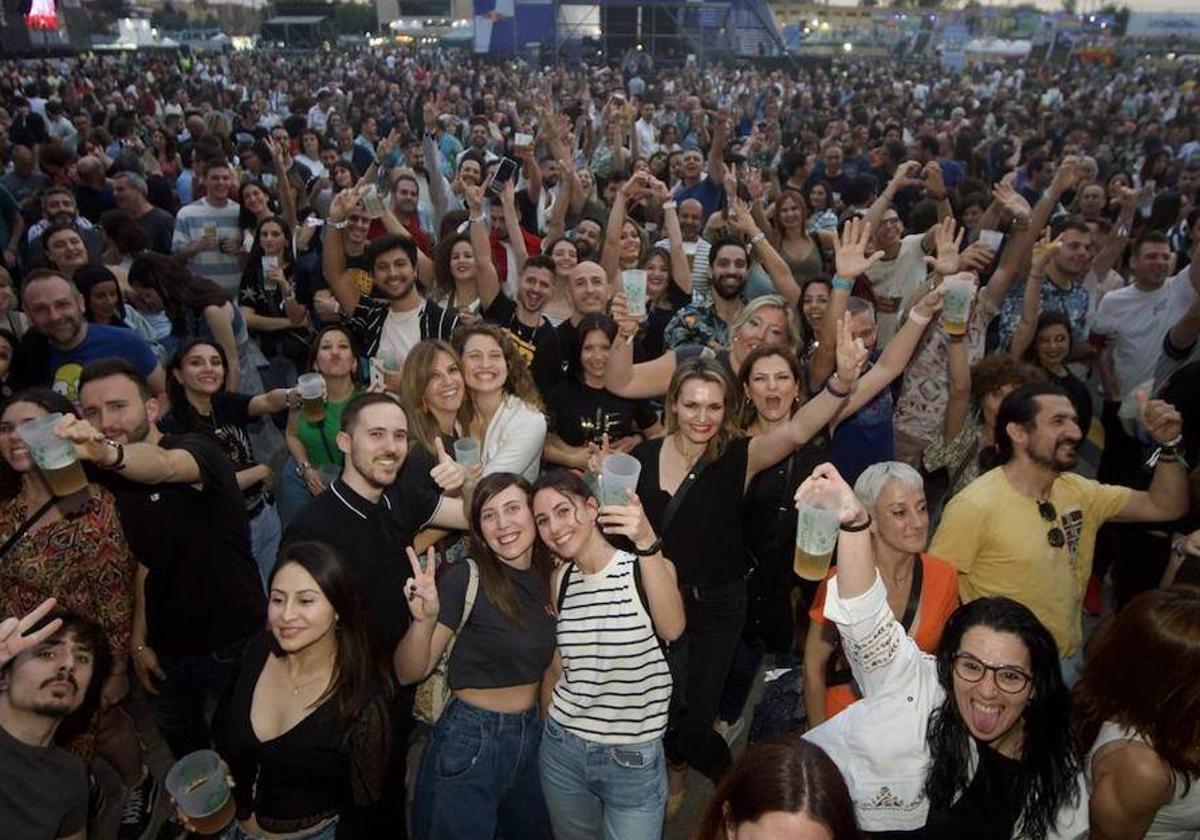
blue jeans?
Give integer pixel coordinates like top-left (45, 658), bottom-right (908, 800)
top-left (249, 502), bottom-right (282, 588)
top-left (411, 697), bottom-right (552, 840)
top-left (276, 457), bottom-right (316, 529)
top-left (224, 817), bottom-right (337, 839)
top-left (539, 716), bottom-right (666, 840)
top-left (151, 637), bottom-right (249, 759)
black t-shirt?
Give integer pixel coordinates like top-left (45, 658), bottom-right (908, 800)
top-left (1159, 359), bottom-right (1200, 468)
top-left (920, 741), bottom-right (1022, 840)
top-left (436, 559), bottom-right (557, 690)
top-left (95, 433), bottom-right (265, 656)
top-left (633, 435), bottom-right (752, 588)
top-left (0, 723), bottom-right (88, 840)
top-left (1047, 368), bottom-right (1092, 443)
top-left (547, 380), bottom-right (658, 447)
top-left (282, 478), bottom-right (440, 648)
top-left (481, 293), bottom-right (556, 366)
top-left (159, 393), bottom-right (269, 512)
top-left (534, 318), bottom-right (648, 395)
top-left (137, 205), bottom-right (176, 254)
top-left (643, 284), bottom-right (690, 362)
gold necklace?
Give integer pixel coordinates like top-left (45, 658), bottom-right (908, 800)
top-left (285, 665), bottom-right (328, 697)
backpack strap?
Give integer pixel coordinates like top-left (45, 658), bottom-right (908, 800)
top-left (555, 562), bottom-right (574, 614)
top-left (439, 558), bottom-right (478, 671)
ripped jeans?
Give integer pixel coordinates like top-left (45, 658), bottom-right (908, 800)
top-left (538, 715), bottom-right (667, 840)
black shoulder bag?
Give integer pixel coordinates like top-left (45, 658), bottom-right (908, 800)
top-left (0, 498), bottom-right (57, 562)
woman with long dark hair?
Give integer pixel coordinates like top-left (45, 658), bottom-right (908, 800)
top-left (696, 739), bottom-right (861, 840)
top-left (799, 277), bottom-right (831, 367)
top-left (127, 252), bottom-right (259, 394)
top-left (238, 215), bottom-right (312, 379)
top-left (1076, 587), bottom-right (1200, 839)
top-left (800, 462), bottom-right (1086, 839)
top-left (544, 314), bottom-right (660, 470)
top-left (396, 472), bottom-right (556, 840)
top-left (531, 470), bottom-right (684, 839)
top-left (72, 264), bottom-right (162, 355)
top-left (161, 339), bottom-right (297, 583)
top-left (213, 541), bottom-right (393, 839)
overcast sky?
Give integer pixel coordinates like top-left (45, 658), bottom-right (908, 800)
top-left (816, 1), bottom-right (1197, 10)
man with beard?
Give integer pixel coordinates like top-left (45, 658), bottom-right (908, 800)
top-left (570, 217), bottom-right (603, 261)
top-left (0, 604), bottom-right (106, 840)
top-left (672, 112), bottom-right (729, 219)
top-left (15, 270), bottom-right (165, 401)
top-left (171, 158), bottom-right (243, 299)
top-left (24, 186), bottom-right (104, 268)
top-left (930, 383), bottom-right (1187, 683)
top-left (532, 259), bottom-right (618, 392)
top-left (478, 246), bottom-right (558, 365)
top-left (397, 136), bottom-right (437, 225)
top-left (663, 236), bottom-right (752, 350)
top-left (324, 190), bottom-right (459, 387)
top-left (60, 359), bottom-right (265, 760)
top-left (390, 170), bottom-right (434, 257)
top-left (281, 393), bottom-right (470, 840)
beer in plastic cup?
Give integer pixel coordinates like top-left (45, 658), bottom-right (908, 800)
top-left (794, 499), bottom-right (840, 581)
top-left (296, 373), bottom-right (327, 424)
top-left (261, 255), bottom-right (279, 284)
top-left (16, 413), bottom-right (87, 498)
top-left (599, 453), bottom-right (641, 507)
top-left (203, 224), bottom-right (218, 243)
top-left (165, 749), bottom-right (234, 835)
top-left (453, 438), bottom-right (480, 466)
top-left (621, 269), bottom-right (648, 319)
top-left (941, 275), bottom-right (974, 337)
top-left (361, 185), bottom-right (385, 218)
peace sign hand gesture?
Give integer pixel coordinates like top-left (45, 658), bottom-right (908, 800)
top-left (404, 547), bottom-right (440, 623)
top-left (0, 598), bottom-right (62, 671)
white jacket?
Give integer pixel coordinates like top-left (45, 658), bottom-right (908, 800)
top-left (479, 394), bottom-right (546, 482)
top-left (804, 573), bottom-right (1088, 838)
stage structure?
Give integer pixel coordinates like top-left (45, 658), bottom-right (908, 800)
top-left (472, 0), bottom-right (787, 65)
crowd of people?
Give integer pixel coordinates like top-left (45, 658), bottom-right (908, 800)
top-left (0, 42), bottom-right (1198, 840)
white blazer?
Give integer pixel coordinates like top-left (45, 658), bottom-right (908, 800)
top-left (479, 394), bottom-right (546, 482)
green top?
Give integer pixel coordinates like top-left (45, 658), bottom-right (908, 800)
top-left (297, 388), bottom-right (360, 467)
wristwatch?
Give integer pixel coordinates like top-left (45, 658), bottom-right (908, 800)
top-left (100, 438), bottom-right (126, 471)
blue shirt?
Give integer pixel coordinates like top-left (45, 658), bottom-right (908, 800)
top-left (674, 176), bottom-right (725, 220)
top-left (49, 323), bottom-right (159, 403)
top-left (829, 352), bottom-right (893, 485)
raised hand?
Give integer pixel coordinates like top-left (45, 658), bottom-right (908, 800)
top-left (922, 160), bottom-right (946, 199)
top-left (833, 311), bottom-right (868, 387)
top-left (1136, 391), bottom-right (1183, 446)
top-left (611, 290), bottom-right (643, 330)
top-left (726, 197), bottom-right (759, 237)
top-left (890, 160), bottom-right (923, 190)
top-left (0, 598), bottom-right (62, 671)
top-left (1031, 228), bottom-right (1060, 277)
top-left (912, 279), bottom-right (953, 322)
top-left (923, 216), bottom-right (964, 276)
top-left (833, 216), bottom-right (885, 280)
top-left (53, 414), bottom-right (112, 465)
top-left (992, 180), bottom-right (1031, 221)
top-left (794, 462), bottom-right (867, 525)
top-left (403, 547), bottom-right (440, 622)
top-left (428, 437), bottom-right (466, 494)
top-left (597, 490), bottom-right (658, 550)
top-left (463, 182), bottom-right (485, 214)
top-left (959, 240), bottom-right (997, 273)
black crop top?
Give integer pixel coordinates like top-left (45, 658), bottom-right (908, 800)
top-left (215, 633), bottom-right (392, 839)
top-left (436, 559), bottom-right (557, 691)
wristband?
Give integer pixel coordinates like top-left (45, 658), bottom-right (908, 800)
top-left (824, 374), bottom-right (851, 398)
top-left (749, 231), bottom-right (767, 247)
top-left (633, 537), bottom-right (663, 557)
top-left (908, 310), bottom-right (932, 326)
top-left (831, 276), bottom-right (853, 292)
top-left (329, 220), bottom-right (349, 230)
top-left (469, 214), bottom-right (486, 224)
top-left (662, 200), bottom-right (678, 211)
top-left (840, 513), bottom-right (872, 533)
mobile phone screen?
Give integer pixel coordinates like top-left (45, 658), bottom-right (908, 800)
top-left (488, 157), bottom-right (519, 194)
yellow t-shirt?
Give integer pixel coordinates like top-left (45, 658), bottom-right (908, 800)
top-left (929, 467), bottom-right (1130, 657)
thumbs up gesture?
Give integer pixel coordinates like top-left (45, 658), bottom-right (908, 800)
top-left (428, 437), bottom-right (468, 494)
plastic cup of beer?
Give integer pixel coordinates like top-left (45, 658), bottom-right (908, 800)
top-left (203, 224), bottom-right (218, 245)
top-left (793, 494), bottom-right (841, 582)
top-left (296, 373), bottom-right (327, 424)
top-left (453, 438), bottom-right (480, 466)
top-left (261, 255), bottom-right (279, 284)
top-left (599, 453), bottom-right (641, 508)
top-left (361, 185), bottom-right (385, 218)
top-left (165, 749), bottom-right (234, 836)
top-left (16, 413), bottom-right (87, 498)
top-left (941, 275), bottom-right (975, 337)
top-left (621, 270), bottom-right (648, 319)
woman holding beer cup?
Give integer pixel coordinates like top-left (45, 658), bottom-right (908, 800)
top-left (279, 325), bottom-right (363, 526)
top-left (0, 387), bottom-right (152, 806)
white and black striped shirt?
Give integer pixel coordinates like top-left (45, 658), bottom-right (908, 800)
top-left (550, 552), bottom-right (672, 745)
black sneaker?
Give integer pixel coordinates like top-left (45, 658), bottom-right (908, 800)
top-left (117, 767), bottom-right (159, 840)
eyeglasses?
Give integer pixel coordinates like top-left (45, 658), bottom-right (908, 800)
top-left (953, 653), bottom-right (1033, 694)
top-left (1038, 500), bottom-right (1065, 549)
